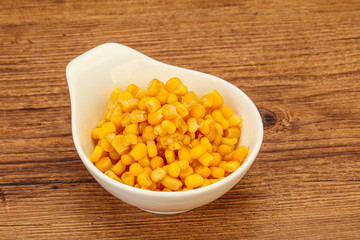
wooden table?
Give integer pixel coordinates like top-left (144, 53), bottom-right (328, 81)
top-left (1, 1), bottom-right (359, 239)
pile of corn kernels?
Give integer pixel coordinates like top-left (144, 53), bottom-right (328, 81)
top-left (90, 77), bottom-right (248, 191)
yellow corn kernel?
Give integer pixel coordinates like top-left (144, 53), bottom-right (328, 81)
top-left (212, 110), bottom-right (229, 129)
top-left (150, 156), bottom-right (165, 170)
top-left (231, 145), bottom-right (249, 162)
top-left (161, 120), bottom-right (176, 134)
top-left (174, 102), bottom-right (189, 118)
top-left (199, 119), bottom-right (212, 135)
top-left (213, 134), bottom-right (222, 146)
top-left (198, 152), bottom-right (213, 167)
top-left (205, 123), bottom-right (216, 142)
top-left (168, 141), bottom-right (182, 151)
top-left (95, 157), bottom-right (112, 172)
top-left (228, 114), bottom-right (243, 127)
top-left (138, 121), bottom-right (149, 134)
top-left (187, 118), bottom-right (200, 133)
top-left (126, 84), bottom-right (141, 97)
top-left (162, 104), bottom-right (178, 120)
top-left (165, 77), bottom-right (188, 96)
top-left (101, 122), bottom-right (116, 135)
top-left (138, 173), bottom-right (153, 188)
top-left (148, 109), bottom-right (164, 125)
top-left (145, 97), bottom-right (161, 113)
top-left (110, 105), bottom-right (123, 127)
top-left (190, 104), bottom-right (205, 118)
top-left (165, 149), bottom-right (175, 164)
top-left (137, 136), bottom-right (144, 144)
top-left (109, 151), bottom-right (120, 161)
top-left (105, 170), bottom-right (122, 182)
top-left (120, 153), bottom-right (135, 166)
top-left (129, 163), bottom-right (144, 176)
top-left (130, 110), bottom-right (147, 123)
top-left (112, 135), bottom-right (130, 155)
top-left (191, 139), bottom-right (200, 148)
top-left (200, 137), bottom-right (212, 152)
top-left (201, 179), bottom-right (212, 188)
top-left (147, 140), bottom-right (158, 158)
top-left (171, 115), bottom-right (182, 128)
top-left (227, 161), bottom-right (241, 172)
top-left (178, 147), bottom-right (192, 164)
top-left (183, 187), bottom-right (193, 191)
top-left (135, 89), bottom-right (146, 99)
top-left (218, 161), bottom-right (229, 171)
top-left (180, 166), bottom-right (194, 179)
top-left (142, 125), bottom-right (157, 141)
top-left (123, 134), bottom-right (137, 146)
top-left (111, 161), bottom-right (126, 175)
top-left (118, 90), bottom-right (133, 101)
top-left (91, 128), bottom-right (102, 140)
top-left (143, 166), bottom-right (152, 176)
top-left (96, 118), bottom-right (107, 128)
top-left (178, 119), bottom-right (188, 135)
top-left (167, 93), bottom-right (178, 104)
top-left (210, 152), bottom-right (222, 167)
top-left (190, 144), bottom-right (206, 159)
top-left (121, 113), bottom-right (131, 127)
top-left (120, 98), bottom-right (139, 113)
top-left (154, 124), bottom-right (167, 137)
top-left (138, 96), bottom-right (150, 110)
top-left (162, 188), bottom-right (172, 192)
top-left (217, 144), bottom-right (232, 157)
top-left (121, 172), bottom-right (135, 186)
top-left (223, 153), bottom-right (233, 161)
top-left (214, 123), bottom-right (223, 136)
top-left (105, 132), bottom-right (116, 143)
top-left (168, 162), bottom-right (181, 178)
top-left (90, 145), bottom-right (104, 162)
top-left (194, 165), bottom-right (211, 178)
top-left (161, 176), bottom-right (183, 191)
top-left (185, 174), bottom-right (204, 188)
top-left (104, 101), bottom-right (117, 121)
top-left (134, 183), bottom-right (141, 188)
top-left (130, 143), bottom-right (148, 160)
top-left (99, 139), bottom-right (115, 152)
top-left (123, 123), bottom-right (139, 135)
top-left (222, 138), bottom-right (237, 147)
top-left (146, 78), bottom-right (161, 97)
top-left (138, 156), bottom-right (150, 168)
top-left (220, 106), bottom-right (233, 119)
top-left (181, 93), bottom-right (197, 110)
top-left (201, 90), bottom-right (224, 109)
top-left (178, 158), bottom-right (190, 170)
top-left (156, 88), bottom-right (170, 105)
top-left (210, 167), bottom-right (225, 178)
top-left (183, 134), bottom-right (191, 145)
top-left (224, 127), bottom-right (241, 140)
top-left (162, 164), bottom-right (169, 173)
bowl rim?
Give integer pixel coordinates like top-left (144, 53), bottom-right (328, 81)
top-left (66, 43), bottom-right (264, 197)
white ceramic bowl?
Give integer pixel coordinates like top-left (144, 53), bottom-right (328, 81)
top-left (66, 43), bottom-right (263, 214)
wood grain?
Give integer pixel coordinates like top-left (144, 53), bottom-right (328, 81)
top-left (1, 0), bottom-right (360, 239)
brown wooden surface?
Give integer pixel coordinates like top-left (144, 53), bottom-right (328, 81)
top-left (1, 0), bottom-right (360, 239)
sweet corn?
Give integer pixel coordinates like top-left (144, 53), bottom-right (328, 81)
top-left (168, 162), bottom-right (181, 178)
top-left (121, 172), bottom-right (135, 186)
top-left (105, 170), bottom-right (122, 182)
top-left (165, 149), bottom-right (175, 164)
top-left (190, 144), bottom-right (206, 159)
top-left (185, 174), bottom-right (204, 188)
top-left (95, 157), bottom-right (112, 172)
top-left (148, 109), bottom-right (164, 125)
top-left (150, 156), bottom-right (165, 170)
top-left (130, 110), bottom-right (147, 123)
top-left (121, 154), bottom-right (134, 165)
top-left (126, 84), bottom-right (141, 97)
top-left (91, 78), bottom-right (246, 191)
top-left (130, 143), bottom-right (148, 160)
top-left (90, 145), bottom-right (104, 162)
top-left (138, 156), bottom-right (150, 168)
top-left (161, 176), bottom-right (183, 191)
top-left (145, 97), bottom-right (161, 113)
top-left (210, 167), bottom-right (225, 178)
top-left (146, 78), bottom-right (161, 97)
top-left (231, 145), bottom-right (249, 162)
top-left (111, 161), bottom-right (126, 175)
top-left (147, 140), bottom-right (158, 158)
top-left (194, 165), bottom-right (211, 178)
top-left (161, 120), bottom-right (176, 134)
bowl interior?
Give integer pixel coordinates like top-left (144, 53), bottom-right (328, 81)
top-left (68, 44), bottom-right (263, 175)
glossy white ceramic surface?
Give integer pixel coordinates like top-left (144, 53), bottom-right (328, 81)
top-left (66, 43), bottom-right (263, 214)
